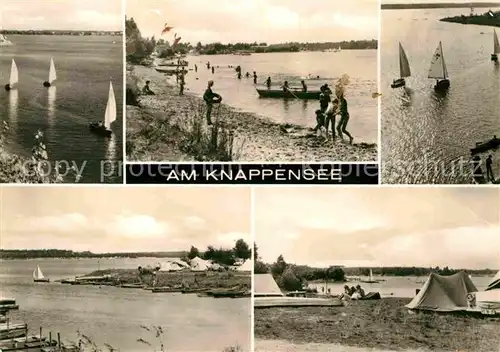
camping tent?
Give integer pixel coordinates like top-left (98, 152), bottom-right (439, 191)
top-left (190, 256), bottom-right (211, 271)
top-left (237, 260), bottom-right (253, 272)
top-left (486, 271), bottom-right (500, 291)
top-left (254, 274), bottom-right (283, 297)
top-left (158, 261), bottom-right (184, 272)
top-left (406, 271), bottom-right (478, 312)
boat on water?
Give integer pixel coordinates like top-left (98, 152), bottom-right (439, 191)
top-left (89, 81), bottom-right (116, 137)
top-left (492, 30), bottom-right (499, 62)
top-left (4, 59), bottom-right (18, 91)
top-left (256, 88), bottom-right (321, 100)
top-left (43, 57), bottom-right (56, 87)
top-left (33, 265), bottom-right (50, 283)
top-left (391, 42), bottom-right (411, 88)
top-left (361, 269), bottom-right (379, 283)
top-left (155, 67), bottom-right (188, 74)
top-left (0, 322), bottom-right (27, 340)
top-left (470, 136), bottom-right (500, 154)
top-left (233, 51), bottom-right (252, 56)
top-left (428, 41), bottom-right (450, 90)
top-left (0, 33), bottom-right (12, 46)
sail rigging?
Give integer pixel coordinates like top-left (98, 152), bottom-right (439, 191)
top-left (398, 43), bottom-right (411, 78)
top-left (33, 265), bottom-right (45, 280)
top-left (48, 58), bottom-right (56, 84)
top-left (494, 30), bottom-right (500, 54)
top-left (428, 42), bottom-right (448, 79)
top-left (9, 59), bottom-right (18, 87)
top-left (104, 81), bottom-right (117, 129)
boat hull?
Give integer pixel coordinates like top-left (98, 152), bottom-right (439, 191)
top-left (434, 79), bottom-right (450, 90)
top-left (0, 323), bottom-right (27, 340)
top-left (470, 138), bottom-right (500, 154)
top-left (33, 279), bottom-right (50, 283)
top-left (154, 68), bottom-right (188, 74)
top-left (391, 78), bottom-right (406, 88)
top-left (256, 89), bottom-right (320, 100)
top-left (89, 123), bottom-right (112, 137)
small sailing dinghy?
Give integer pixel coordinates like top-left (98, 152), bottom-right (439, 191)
top-left (391, 43), bottom-right (411, 88)
top-left (428, 41), bottom-right (450, 90)
top-left (491, 30), bottom-right (499, 62)
top-left (43, 57), bottom-right (56, 87)
top-left (33, 265), bottom-right (50, 283)
top-left (4, 59), bottom-right (18, 91)
top-left (361, 269), bottom-right (379, 283)
top-left (89, 81), bottom-right (116, 137)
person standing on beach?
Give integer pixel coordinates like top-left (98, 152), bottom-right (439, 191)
top-left (486, 155), bottom-right (495, 182)
top-left (253, 71), bottom-right (257, 84)
top-left (179, 74), bottom-right (185, 96)
top-left (336, 91), bottom-right (354, 144)
top-left (203, 80), bottom-right (222, 125)
top-left (212, 66), bottom-right (215, 74)
top-left (194, 64), bottom-right (198, 72)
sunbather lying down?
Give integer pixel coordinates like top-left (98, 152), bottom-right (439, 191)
top-left (339, 284), bottom-right (366, 300)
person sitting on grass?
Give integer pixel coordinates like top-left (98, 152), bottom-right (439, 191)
top-left (142, 80), bottom-right (155, 95)
top-left (339, 285), bottom-right (352, 301)
top-left (203, 80), bottom-right (222, 125)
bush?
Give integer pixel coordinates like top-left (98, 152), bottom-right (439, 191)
top-left (278, 267), bottom-right (303, 291)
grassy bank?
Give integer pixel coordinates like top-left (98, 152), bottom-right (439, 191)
top-left (84, 269), bottom-right (251, 291)
top-left (126, 65), bottom-right (377, 162)
top-left (441, 11), bottom-right (500, 27)
top-left (254, 298), bottom-right (500, 351)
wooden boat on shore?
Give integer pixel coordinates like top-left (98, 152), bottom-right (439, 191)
top-left (33, 265), bottom-right (50, 283)
top-left (121, 284), bottom-right (145, 289)
top-left (151, 287), bottom-right (182, 293)
top-left (256, 88), bottom-right (321, 100)
top-left (154, 67), bottom-right (188, 74)
top-left (0, 322), bottom-right (27, 340)
top-left (470, 136), bottom-right (500, 154)
top-left (89, 81), bottom-right (116, 137)
top-left (254, 296), bottom-right (342, 308)
top-left (211, 291), bottom-right (250, 298)
top-left (181, 288), bottom-right (207, 294)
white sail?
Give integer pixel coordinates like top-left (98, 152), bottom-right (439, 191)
top-left (369, 269), bottom-right (374, 281)
top-left (48, 57), bottom-right (56, 84)
top-left (33, 265), bottom-right (44, 280)
top-left (494, 30), bottom-right (500, 54)
top-left (428, 41), bottom-right (448, 79)
top-left (104, 81), bottom-right (117, 129)
top-left (9, 59), bottom-right (18, 87)
top-left (399, 43), bottom-right (411, 78)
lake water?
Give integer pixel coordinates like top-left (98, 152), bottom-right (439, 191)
top-left (0, 258), bottom-right (250, 351)
top-left (381, 8), bottom-right (500, 184)
top-left (0, 35), bottom-right (123, 183)
top-left (182, 51), bottom-right (378, 144)
top-left (308, 275), bottom-right (494, 298)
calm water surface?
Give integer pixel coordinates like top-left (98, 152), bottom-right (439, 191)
top-left (0, 258), bottom-right (250, 351)
top-left (0, 35), bottom-right (123, 183)
top-left (182, 51), bottom-right (378, 143)
top-left (381, 8), bottom-right (500, 184)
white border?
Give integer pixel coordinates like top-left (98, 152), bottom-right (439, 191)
top-left (250, 187), bottom-right (255, 352)
top-left (377, 0), bottom-right (382, 183)
top-left (122, 0), bottom-right (127, 184)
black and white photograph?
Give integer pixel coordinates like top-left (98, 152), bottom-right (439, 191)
top-left (0, 0), bottom-right (123, 184)
top-left (381, 0), bottom-right (500, 184)
top-left (126, 0), bottom-right (379, 163)
top-left (0, 187), bottom-right (251, 351)
top-left (253, 187), bottom-right (500, 351)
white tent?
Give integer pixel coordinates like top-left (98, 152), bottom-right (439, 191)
top-left (190, 256), bottom-right (211, 271)
top-left (237, 260), bottom-right (253, 272)
top-left (254, 274), bottom-right (283, 297)
top-left (486, 271), bottom-right (500, 291)
top-left (158, 261), bottom-right (184, 272)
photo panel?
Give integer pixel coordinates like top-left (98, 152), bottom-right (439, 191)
top-left (380, 1), bottom-right (500, 184)
top-left (125, 0), bottom-right (380, 185)
top-left (0, 187), bottom-right (252, 351)
top-left (253, 187), bottom-right (500, 351)
top-left (0, 0), bottom-right (124, 184)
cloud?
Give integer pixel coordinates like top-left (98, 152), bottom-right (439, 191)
top-left (107, 215), bottom-right (174, 239)
top-left (216, 232), bottom-right (250, 247)
top-left (12, 213), bottom-right (89, 233)
top-left (183, 216), bottom-right (206, 230)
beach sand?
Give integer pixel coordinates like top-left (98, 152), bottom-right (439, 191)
top-left (254, 298), bottom-right (500, 351)
top-left (126, 65), bottom-right (377, 162)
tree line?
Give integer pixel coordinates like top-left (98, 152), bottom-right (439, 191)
top-left (184, 238), bottom-right (252, 266)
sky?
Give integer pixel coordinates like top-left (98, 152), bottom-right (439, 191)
top-left (127, 0), bottom-right (379, 44)
top-left (0, 187), bottom-right (250, 253)
top-left (255, 188), bottom-right (500, 269)
top-left (1, 0), bottom-right (123, 31)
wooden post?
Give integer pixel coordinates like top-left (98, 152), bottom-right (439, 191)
top-left (40, 326), bottom-right (42, 340)
top-left (49, 331), bottom-right (52, 345)
top-left (58, 332), bottom-right (61, 350)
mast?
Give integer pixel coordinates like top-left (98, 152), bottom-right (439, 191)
top-left (440, 42), bottom-right (446, 79)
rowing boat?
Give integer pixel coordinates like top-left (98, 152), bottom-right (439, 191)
top-left (256, 89), bottom-right (320, 99)
top-left (470, 137), bottom-right (500, 154)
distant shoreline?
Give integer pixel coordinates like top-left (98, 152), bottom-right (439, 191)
top-left (0, 249), bottom-right (186, 260)
top-left (441, 11), bottom-right (500, 27)
top-left (382, 2), bottom-right (500, 10)
top-left (1, 30), bottom-right (122, 36)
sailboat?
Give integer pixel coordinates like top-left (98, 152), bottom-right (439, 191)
top-left (89, 81), bottom-right (116, 137)
top-left (43, 57), bottom-right (56, 87)
top-left (4, 59), bottom-right (18, 91)
top-left (0, 14), bottom-right (13, 47)
top-left (361, 269), bottom-right (379, 283)
top-left (391, 43), bottom-right (411, 88)
top-left (428, 41), bottom-right (450, 90)
top-left (491, 30), bottom-right (499, 62)
top-left (33, 265), bottom-right (49, 283)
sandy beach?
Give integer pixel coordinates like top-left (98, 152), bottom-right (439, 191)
top-left (126, 65), bottom-right (377, 162)
top-left (254, 298), bottom-right (500, 352)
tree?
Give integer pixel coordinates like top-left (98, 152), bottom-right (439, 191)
top-left (187, 246), bottom-right (200, 259)
top-left (253, 243), bottom-right (259, 261)
top-left (278, 267), bottom-right (302, 291)
top-left (254, 261), bottom-right (269, 274)
top-left (233, 239), bottom-right (251, 260)
top-left (196, 41), bottom-right (202, 52)
top-left (326, 266), bottom-right (345, 282)
top-left (271, 255), bottom-right (287, 277)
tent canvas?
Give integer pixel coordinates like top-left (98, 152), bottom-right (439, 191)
top-left (406, 271), bottom-right (477, 312)
top-left (190, 256), bottom-right (211, 271)
top-left (254, 274), bottom-right (283, 297)
top-left (158, 261), bottom-right (184, 272)
top-left (237, 260), bottom-right (253, 272)
top-left (486, 271), bottom-right (500, 291)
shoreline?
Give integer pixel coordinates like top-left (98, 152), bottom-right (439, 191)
top-left (126, 64), bottom-right (377, 162)
top-left (254, 298), bottom-right (500, 351)
top-left (441, 12), bottom-right (500, 27)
